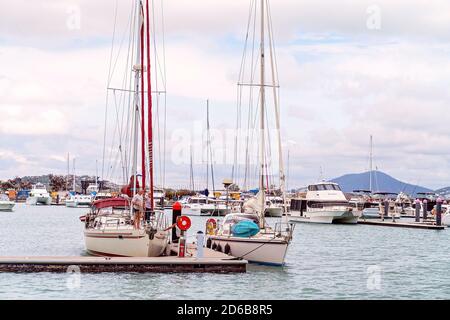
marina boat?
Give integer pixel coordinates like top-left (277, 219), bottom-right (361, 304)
top-left (289, 182), bottom-right (358, 224)
top-left (65, 194), bottom-right (93, 208)
top-left (0, 194), bottom-right (15, 212)
top-left (26, 183), bottom-right (52, 206)
top-left (206, 0), bottom-right (295, 266)
top-left (372, 192), bottom-right (401, 218)
top-left (207, 212), bottom-right (294, 266)
top-left (83, 198), bottom-right (169, 257)
top-left (348, 190), bottom-right (381, 219)
top-left (93, 192), bottom-right (113, 201)
top-left (265, 196), bottom-right (284, 217)
top-left (83, 0), bottom-right (170, 257)
top-left (153, 187), bottom-right (168, 208)
top-left (182, 195), bottom-right (229, 216)
top-left (86, 183), bottom-right (99, 195)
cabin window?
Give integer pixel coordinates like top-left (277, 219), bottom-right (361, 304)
top-left (317, 185), bottom-right (326, 191)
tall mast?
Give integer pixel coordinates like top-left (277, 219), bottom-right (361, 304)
top-left (132, 0), bottom-right (143, 199)
top-left (206, 99), bottom-right (215, 195)
top-left (190, 145), bottom-right (195, 191)
top-left (369, 135), bottom-right (373, 193)
top-left (259, 0), bottom-right (266, 228)
top-left (206, 100), bottom-right (209, 191)
top-left (267, 0), bottom-right (287, 214)
top-left (66, 153), bottom-right (70, 192)
top-left (146, 0), bottom-right (154, 211)
top-left (72, 158), bottom-right (76, 193)
top-left (140, 0), bottom-right (146, 193)
top-left (95, 159), bottom-right (98, 187)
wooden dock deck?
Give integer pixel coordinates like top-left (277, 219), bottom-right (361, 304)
top-left (358, 219), bottom-right (446, 230)
top-left (0, 247), bottom-right (247, 274)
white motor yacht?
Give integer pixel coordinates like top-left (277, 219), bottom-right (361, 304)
top-left (183, 195), bottom-right (229, 216)
top-left (26, 183), bottom-right (52, 206)
top-left (66, 194), bottom-right (93, 208)
top-left (265, 196), bottom-right (284, 217)
top-left (289, 182), bottom-right (358, 224)
top-left (0, 194), bottom-right (15, 211)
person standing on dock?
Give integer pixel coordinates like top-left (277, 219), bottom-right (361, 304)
top-left (132, 190), bottom-right (145, 229)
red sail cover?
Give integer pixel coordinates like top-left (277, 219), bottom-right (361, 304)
top-left (121, 176), bottom-right (141, 198)
top-left (92, 198), bottom-right (130, 210)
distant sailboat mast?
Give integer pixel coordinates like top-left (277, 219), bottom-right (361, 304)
top-left (72, 158), bottom-right (76, 193)
top-left (369, 135), bottom-right (373, 193)
top-left (259, 0), bottom-right (267, 228)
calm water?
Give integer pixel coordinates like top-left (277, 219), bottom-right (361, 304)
top-left (1, 203), bottom-right (450, 300)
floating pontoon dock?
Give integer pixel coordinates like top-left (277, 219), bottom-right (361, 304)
top-left (358, 219), bottom-right (446, 230)
top-left (0, 246), bottom-right (247, 274)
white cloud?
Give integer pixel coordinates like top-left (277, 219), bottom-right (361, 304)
top-left (1, 0), bottom-right (450, 190)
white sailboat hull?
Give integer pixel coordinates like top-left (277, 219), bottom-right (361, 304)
top-left (84, 228), bottom-right (169, 257)
top-left (26, 196), bottom-right (52, 206)
top-left (207, 235), bottom-right (290, 266)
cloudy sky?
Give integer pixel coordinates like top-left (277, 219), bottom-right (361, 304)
top-left (1, 0), bottom-right (450, 190)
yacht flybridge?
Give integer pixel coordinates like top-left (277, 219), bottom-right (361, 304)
top-left (289, 182), bottom-right (358, 224)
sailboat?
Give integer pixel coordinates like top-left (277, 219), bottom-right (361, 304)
top-left (206, 0), bottom-right (294, 266)
top-left (82, 0), bottom-right (170, 257)
top-left (66, 158), bottom-right (93, 208)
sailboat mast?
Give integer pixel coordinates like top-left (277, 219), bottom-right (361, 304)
top-left (146, 0), bottom-right (154, 211)
top-left (140, 0), bottom-right (146, 193)
top-left (267, 0), bottom-right (287, 214)
top-left (369, 135), bottom-right (373, 193)
top-left (66, 153), bottom-right (70, 192)
top-left (259, 0), bottom-right (266, 227)
top-left (132, 0), bottom-right (143, 199)
top-left (206, 100), bottom-right (210, 191)
top-left (72, 158), bottom-right (76, 192)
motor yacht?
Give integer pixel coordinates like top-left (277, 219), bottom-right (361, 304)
top-left (26, 183), bottom-right (52, 206)
top-left (289, 182), bottom-right (358, 224)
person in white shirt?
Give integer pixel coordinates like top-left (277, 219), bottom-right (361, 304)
top-left (131, 190), bottom-right (145, 228)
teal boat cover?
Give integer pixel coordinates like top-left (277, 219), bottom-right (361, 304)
top-left (231, 220), bottom-right (260, 238)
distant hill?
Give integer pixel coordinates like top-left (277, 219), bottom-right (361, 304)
top-left (436, 186), bottom-right (450, 197)
top-left (331, 171), bottom-right (433, 196)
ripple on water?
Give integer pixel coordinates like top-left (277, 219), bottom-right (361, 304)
top-left (1, 206), bottom-right (450, 299)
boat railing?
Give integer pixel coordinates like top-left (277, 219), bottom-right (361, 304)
top-left (274, 222), bottom-right (295, 241)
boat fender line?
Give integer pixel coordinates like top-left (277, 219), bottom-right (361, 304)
top-left (206, 238), bottom-right (212, 249)
top-left (216, 244), bottom-right (222, 252)
top-left (224, 243), bottom-right (231, 255)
